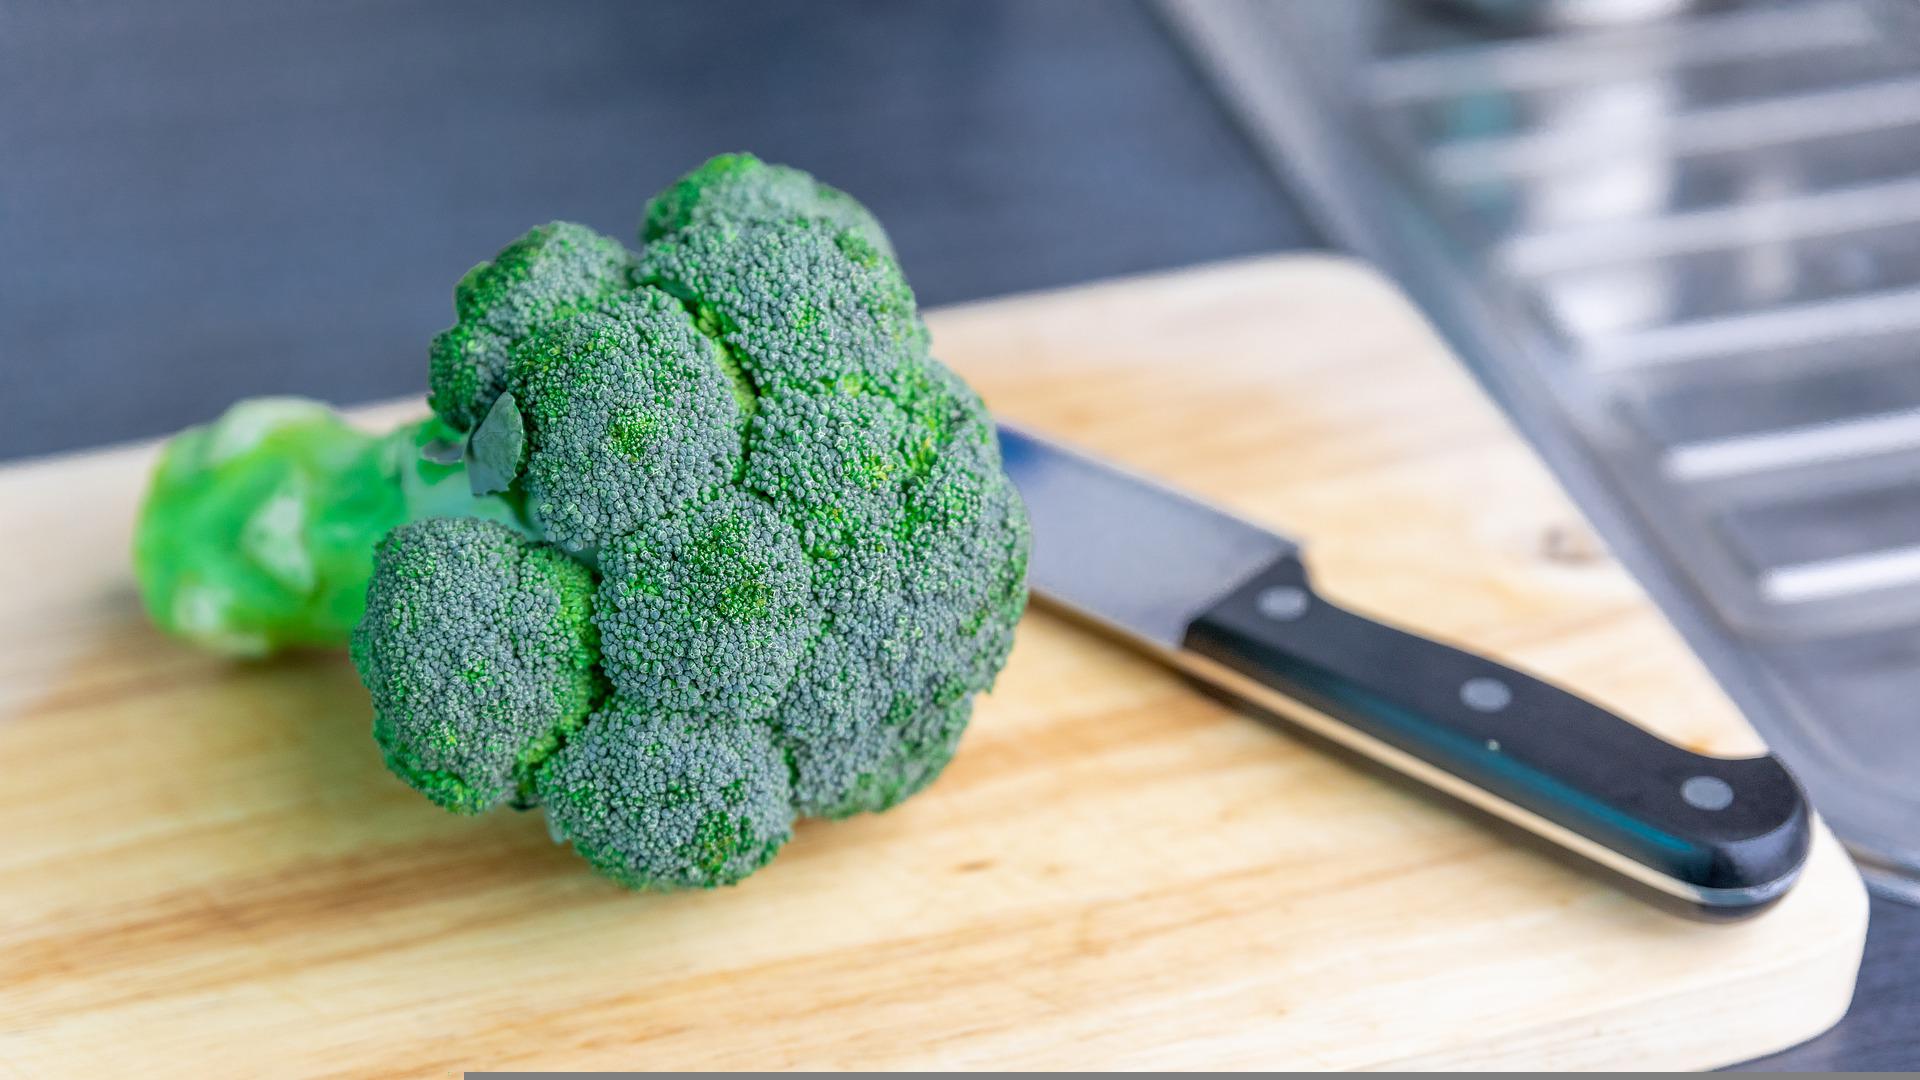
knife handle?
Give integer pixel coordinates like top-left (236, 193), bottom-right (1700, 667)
top-left (1181, 555), bottom-right (1810, 917)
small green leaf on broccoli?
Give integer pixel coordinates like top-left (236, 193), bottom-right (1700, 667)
top-left (465, 391), bottom-right (527, 497)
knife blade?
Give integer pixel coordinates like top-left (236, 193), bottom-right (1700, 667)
top-left (996, 424), bottom-right (1810, 918)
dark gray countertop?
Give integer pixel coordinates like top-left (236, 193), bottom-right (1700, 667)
top-left (0, 0), bottom-right (1909, 1068)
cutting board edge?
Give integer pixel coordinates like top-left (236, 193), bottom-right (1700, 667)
top-left (1374, 822), bottom-right (1866, 1071)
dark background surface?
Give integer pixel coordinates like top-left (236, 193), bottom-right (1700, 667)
top-left (0, 0), bottom-right (1910, 1068)
top-left (0, 0), bottom-right (1308, 460)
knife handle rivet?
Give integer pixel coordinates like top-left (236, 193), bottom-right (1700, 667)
top-left (1682, 775), bottom-right (1735, 812)
top-left (1461, 676), bottom-right (1513, 713)
top-left (1255, 585), bottom-right (1310, 621)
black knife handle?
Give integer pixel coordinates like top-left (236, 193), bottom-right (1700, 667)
top-left (1181, 555), bottom-right (1810, 916)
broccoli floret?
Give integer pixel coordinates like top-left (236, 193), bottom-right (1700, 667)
top-left (636, 216), bottom-right (927, 396)
top-left (901, 410), bottom-right (1033, 693)
top-left (640, 151), bottom-right (895, 260)
top-left (742, 386), bottom-right (910, 562)
top-left (429, 221), bottom-right (636, 432)
top-left (136, 155), bottom-right (1030, 891)
top-left (352, 517), bottom-right (602, 814)
top-left (132, 398), bottom-right (518, 656)
top-left (769, 408), bottom-right (1029, 818)
top-left (537, 703), bottom-right (793, 889)
top-left (510, 294), bottom-right (744, 554)
top-left (595, 491), bottom-right (817, 719)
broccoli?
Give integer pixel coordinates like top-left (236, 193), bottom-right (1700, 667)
top-left (136, 153), bottom-right (1030, 889)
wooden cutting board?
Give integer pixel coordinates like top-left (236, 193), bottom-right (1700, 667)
top-left (0, 255), bottom-right (1865, 1073)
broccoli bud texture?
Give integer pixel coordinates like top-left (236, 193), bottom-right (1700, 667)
top-left (136, 153), bottom-right (1030, 890)
top-left (353, 517), bottom-right (602, 814)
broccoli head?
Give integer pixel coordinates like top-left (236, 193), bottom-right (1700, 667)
top-left (133, 154), bottom-right (1030, 890)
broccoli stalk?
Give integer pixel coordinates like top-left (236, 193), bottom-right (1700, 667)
top-left (136, 153), bottom-right (1030, 890)
top-left (132, 400), bottom-right (524, 656)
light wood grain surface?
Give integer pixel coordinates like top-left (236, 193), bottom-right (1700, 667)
top-left (0, 255), bottom-right (1865, 1074)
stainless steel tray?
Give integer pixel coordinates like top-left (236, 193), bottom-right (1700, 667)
top-left (1163, 0), bottom-right (1920, 897)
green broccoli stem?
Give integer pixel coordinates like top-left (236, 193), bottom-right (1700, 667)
top-left (133, 397), bottom-right (525, 657)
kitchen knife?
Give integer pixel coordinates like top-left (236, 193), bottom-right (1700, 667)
top-left (996, 425), bottom-right (1810, 918)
